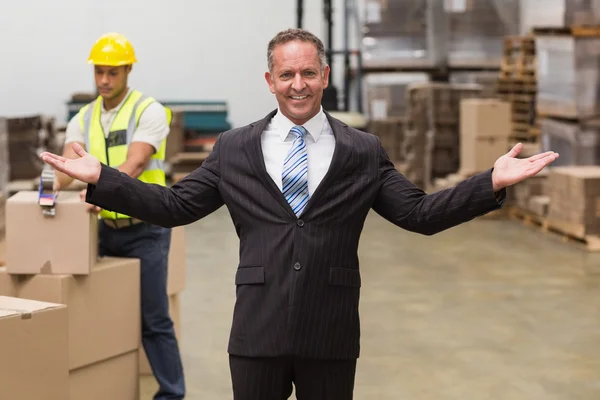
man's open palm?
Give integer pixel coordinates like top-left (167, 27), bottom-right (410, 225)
top-left (40, 142), bottom-right (102, 185)
top-left (491, 143), bottom-right (559, 191)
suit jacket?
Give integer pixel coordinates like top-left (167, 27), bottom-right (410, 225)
top-left (87, 109), bottom-right (505, 360)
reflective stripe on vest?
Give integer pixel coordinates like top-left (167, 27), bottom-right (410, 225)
top-left (79, 90), bottom-right (169, 220)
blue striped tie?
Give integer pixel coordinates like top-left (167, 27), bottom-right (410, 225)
top-left (282, 125), bottom-right (309, 216)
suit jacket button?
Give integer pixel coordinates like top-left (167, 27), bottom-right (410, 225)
top-left (294, 262), bottom-right (302, 271)
top-left (297, 219), bottom-right (304, 227)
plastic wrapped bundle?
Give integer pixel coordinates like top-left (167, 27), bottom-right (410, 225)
top-left (527, 0), bottom-right (600, 28)
top-left (447, 0), bottom-right (520, 67)
top-left (540, 118), bottom-right (600, 166)
top-left (536, 36), bottom-right (600, 119)
top-left (362, 0), bottom-right (434, 67)
top-left (364, 72), bottom-right (430, 119)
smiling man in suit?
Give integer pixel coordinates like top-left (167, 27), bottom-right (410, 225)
top-left (41, 29), bottom-right (558, 400)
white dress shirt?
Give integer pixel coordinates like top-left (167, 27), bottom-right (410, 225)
top-left (261, 106), bottom-right (336, 196)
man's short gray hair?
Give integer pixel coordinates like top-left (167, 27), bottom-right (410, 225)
top-left (267, 28), bottom-right (327, 73)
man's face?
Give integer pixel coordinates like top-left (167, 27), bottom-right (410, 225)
top-left (94, 65), bottom-right (130, 101)
top-left (265, 40), bottom-right (330, 125)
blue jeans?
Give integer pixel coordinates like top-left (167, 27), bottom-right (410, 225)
top-left (99, 220), bottom-right (185, 400)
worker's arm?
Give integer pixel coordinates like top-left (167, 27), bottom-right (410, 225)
top-left (118, 142), bottom-right (154, 178)
top-left (121, 101), bottom-right (169, 179)
top-left (40, 134), bottom-right (224, 228)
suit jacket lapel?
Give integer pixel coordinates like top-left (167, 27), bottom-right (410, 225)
top-left (243, 110), bottom-right (297, 218)
top-left (300, 112), bottom-right (353, 217)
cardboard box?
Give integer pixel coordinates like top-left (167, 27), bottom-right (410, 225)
top-left (459, 136), bottom-right (509, 174)
top-left (547, 166), bottom-right (600, 236)
top-left (460, 99), bottom-right (511, 139)
top-left (6, 190), bottom-right (98, 275)
top-left (139, 293), bottom-right (181, 375)
top-left (0, 237), bottom-right (5, 267)
top-left (0, 257), bottom-right (140, 370)
top-left (70, 350), bottom-right (139, 400)
top-left (0, 266), bottom-right (17, 296)
top-left (168, 226), bottom-right (186, 295)
top-left (0, 296), bottom-right (69, 400)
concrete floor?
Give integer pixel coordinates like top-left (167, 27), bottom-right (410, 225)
top-left (141, 207), bottom-right (600, 399)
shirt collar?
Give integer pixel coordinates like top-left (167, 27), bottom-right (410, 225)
top-left (101, 87), bottom-right (133, 113)
top-left (274, 106), bottom-right (326, 142)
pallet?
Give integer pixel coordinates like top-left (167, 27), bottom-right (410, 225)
top-left (508, 207), bottom-right (600, 251)
top-left (532, 26), bottom-right (600, 37)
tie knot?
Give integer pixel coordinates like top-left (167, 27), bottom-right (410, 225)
top-left (290, 125), bottom-right (307, 139)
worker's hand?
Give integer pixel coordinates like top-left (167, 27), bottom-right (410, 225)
top-left (491, 143), bottom-right (559, 192)
top-left (79, 189), bottom-right (102, 214)
top-left (40, 143), bottom-right (101, 185)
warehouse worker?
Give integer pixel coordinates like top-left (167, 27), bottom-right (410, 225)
top-left (54, 32), bottom-right (185, 400)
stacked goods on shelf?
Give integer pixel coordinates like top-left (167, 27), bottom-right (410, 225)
top-left (361, 0), bottom-right (435, 68)
top-left (367, 117), bottom-right (406, 163)
top-left (404, 82), bottom-right (483, 190)
top-left (525, 0), bottom-right (600, 28)
top-left (539, 118), bottom-right (600, 166)
top-left (535, 33), bottom-right (600, 120)
top-left (364, 72), bottom-right (429, 120)
top-left (433, 97), bottom-right (511, 192)
top-left (546, 166), bottom-right (600, 245)
top-left (449, 71), bottom-right (500, 97)
top-left (496, 35), bottom-right (540, 143)
top-left (447, 0), bottom-right (520, 68)
top-left (362, 0), bottom-right (519, 69)
top-left (7, 116), bottom-right (45, 181)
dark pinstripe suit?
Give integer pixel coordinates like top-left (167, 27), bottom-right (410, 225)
top-left (86, 109), bottom-right (505, 398)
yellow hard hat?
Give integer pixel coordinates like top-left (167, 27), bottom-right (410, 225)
top-left (87, 32), bottom-right (137, 66)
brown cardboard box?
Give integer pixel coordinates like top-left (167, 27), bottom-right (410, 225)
top-left (547, 166), bottom-right (600, 237)
top-left (168, 226), bottom-right (186, 295)
top-left (459, 136), bottom-right (509, 174)
top-left (139, 293), bottom-right (181, 375)
top-left (70, 350), bottom-right (139, 400)
top-left (0, 237), bottom-right (5, 266)
top-left (0, 296), bottom-right (69, 400)
top-left (6, 190), bottom-right (98, 275)
top-left (0, 267), bottom-right (17, 296)
top-left (0, 256), bottom-right (140, 370)
top-left (460, 99), bottom-right (511, 139)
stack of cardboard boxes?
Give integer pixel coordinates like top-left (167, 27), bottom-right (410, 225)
top-left (546, 166), bottom-right (600, 239)
top-left (459, 98), bottom-right (511, 175)
top-left (0, 190), bottom-right (186, 399)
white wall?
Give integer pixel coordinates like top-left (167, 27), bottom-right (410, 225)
top-left (0, 0), bottom-right (360, 128)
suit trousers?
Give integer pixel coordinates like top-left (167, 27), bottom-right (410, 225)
top-left (229, 355), bottom-right (357, 400)
top-left (99, 220), bottom-right (185, 400)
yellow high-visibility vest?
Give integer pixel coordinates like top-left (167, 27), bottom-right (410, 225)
top-left (78, 89), bottom-right (171, 220)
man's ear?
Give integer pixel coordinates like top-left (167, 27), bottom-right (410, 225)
top-left (265, 71), bottom-right (276, 94)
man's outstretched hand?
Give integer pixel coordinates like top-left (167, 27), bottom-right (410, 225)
top-left (40, 143), bottom-right (102, 185)
top-left (491, 143), bottom-right (559, 192)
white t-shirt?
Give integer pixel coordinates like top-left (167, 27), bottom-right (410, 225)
top-left (64, 88), bottom-right (169, 153)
